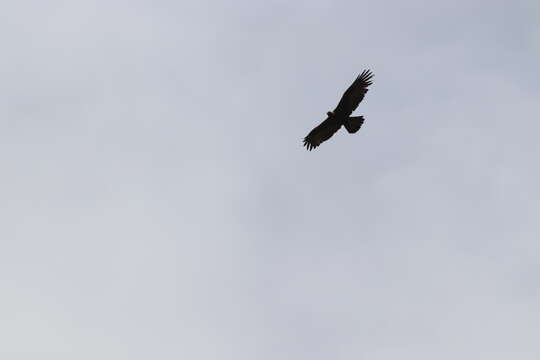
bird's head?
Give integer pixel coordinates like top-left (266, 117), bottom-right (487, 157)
top-left (326, 111), bottom-right (335, 117)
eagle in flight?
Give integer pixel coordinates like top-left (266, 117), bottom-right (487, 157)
top-left (303, 69), bottom-right (373, 151)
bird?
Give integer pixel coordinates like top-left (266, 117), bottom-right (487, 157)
top-left (303, 69), bottom-right (373, 151)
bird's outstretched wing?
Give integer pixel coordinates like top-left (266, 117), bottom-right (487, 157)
top-left (333, 69), bottom-right (373, 117)
top-left (303, 117), bottom-right (342, 151)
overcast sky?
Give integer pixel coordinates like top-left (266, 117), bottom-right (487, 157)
top-left (1, 1), bottom-right (540, 359)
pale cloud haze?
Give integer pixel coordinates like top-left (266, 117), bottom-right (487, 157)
top-left (1, 1), bottom-right (540, 359)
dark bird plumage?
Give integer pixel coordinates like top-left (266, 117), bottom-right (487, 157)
top-left (303, 70), bottom-right (373, 151)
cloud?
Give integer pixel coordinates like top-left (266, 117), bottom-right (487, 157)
top-left (1, 1), bottom-right (539, 359)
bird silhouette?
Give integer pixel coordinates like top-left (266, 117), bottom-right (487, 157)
top-left (303, 70), bottom-right (373, 151)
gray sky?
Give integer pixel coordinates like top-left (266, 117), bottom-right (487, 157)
top-left (1, 1), bottom-right (540, 359)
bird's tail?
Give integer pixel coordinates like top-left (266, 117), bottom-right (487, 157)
top-left (344, 116), bottom-right (364, 133)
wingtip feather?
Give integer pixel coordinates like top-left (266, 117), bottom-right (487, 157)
top-left (355, 69), bottom-right (373, 87)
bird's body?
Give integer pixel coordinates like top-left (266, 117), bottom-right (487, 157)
top-left (303, 70), bottom-right (373, 151)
